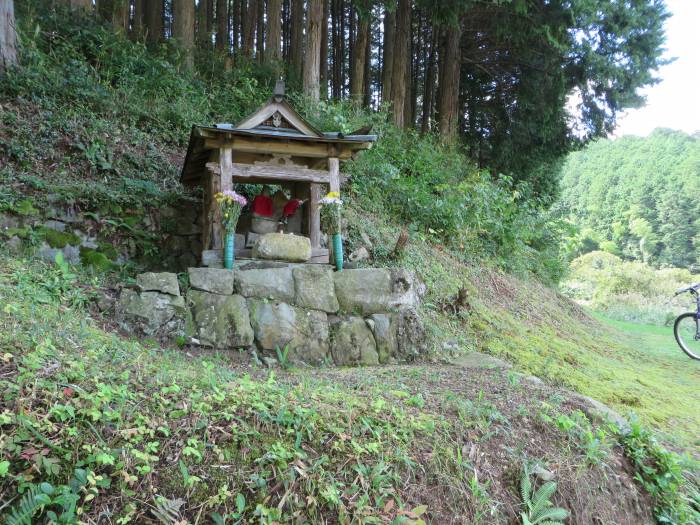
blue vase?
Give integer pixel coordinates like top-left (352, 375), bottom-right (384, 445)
top-left (332, 233), bottom-right (343, 271)
top-left (224, 231), bottom-right (235, 269)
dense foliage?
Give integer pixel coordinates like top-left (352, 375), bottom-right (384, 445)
top-left (558, 129), bottom-right (700, 269)
top-left (449, 0), bottom-right (669, 202)
top-left (1, 6), bottom-right (566, 282)
top-left (346, 128), bottom-right (566, 282)
top-left (7, 0), bottom-right (670, 206)
top-left (562, 251), bottom-right (700, 325)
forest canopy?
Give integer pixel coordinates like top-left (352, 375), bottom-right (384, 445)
top-left (5, 0), bottom-right (669, 204)
top-left (558, 129), bottom-right (700, 269)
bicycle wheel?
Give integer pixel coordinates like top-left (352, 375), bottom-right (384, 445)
top-left (673, 312), bottom-right (700, 360)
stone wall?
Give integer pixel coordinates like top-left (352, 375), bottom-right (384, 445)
top-left (116, 262), bottom-right (428, 366)
top-left (1, 197), bottom-right (202, 272)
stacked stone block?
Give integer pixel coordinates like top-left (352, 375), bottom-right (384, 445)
top-left (116, 262), bottom-right (427, 366)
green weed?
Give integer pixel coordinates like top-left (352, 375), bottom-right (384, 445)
top-left (620, 419), bottom-right (700, 524)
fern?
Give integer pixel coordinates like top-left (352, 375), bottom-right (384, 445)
top-left (520, 467), bottom-right (569, 525)
top-left (151, 496), bottom-right (185, 525)
top-left (5, 483), bottom-right (53, 525)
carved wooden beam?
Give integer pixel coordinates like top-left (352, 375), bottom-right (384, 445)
top-left (206, 161), bottom-right (333, 184)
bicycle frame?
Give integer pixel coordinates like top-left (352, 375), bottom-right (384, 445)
top-left (691, 290), bottom-right (700, 340)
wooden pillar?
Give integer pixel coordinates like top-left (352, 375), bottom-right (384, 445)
top-left (204, 147), bottom-right (233, 253)
top-left (201, 165), bottom-right (220, 257)
top-left (328, 157), bottom-right (340, 193)
top-left (309, 183), bottom-right (322, 250)
top-left (219, 147), bottom-right (233, 191)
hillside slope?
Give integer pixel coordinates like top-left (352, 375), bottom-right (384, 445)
top-left (1, 10), bottom-right (698, 524)
top-left (0, 255), bottom-right (661, 524)
top-left (342, 207), bottom-right (700, 450)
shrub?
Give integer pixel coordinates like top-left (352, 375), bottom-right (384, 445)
top-left (347, 126), bottom-right (567, 283)
top-left (562, 251), bottom-right (700, 324)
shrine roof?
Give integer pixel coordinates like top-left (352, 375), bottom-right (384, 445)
top-left (180, 84), bottom-right (376, 185)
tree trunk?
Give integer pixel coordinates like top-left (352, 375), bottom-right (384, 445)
top-left (319, 0), bottom-right (329, 98)
top-left (231, 0), bottom-right (240, 53)
top-left (173, 0), bottom-right (195, 69)
top-left (381, 4), bottom-right (395, 105)
top-left (207, 0), bottom-right (215, 37)
top-left (282, 0), bottom-right (290, 62)
top-left (256, 0), bottom-right (264, 61)
top-left (96, 0), bottom-right (110, 21)
top-left (289, 0), bottom-right (304, 81)
top-left (131, 0), bottom-right (145, 40)
top-left (437, 22), bottom-right (462, 141)
top-left (363, 17), bottom-right (371, 107)
top-left (303, 0), bottom-right (323, 101)
top-left (216, 0), bottom-right (228, 51)
top-left (241, 0), bottom-right (257, 58)
top-left (421, 22), bottom-right (437, 133)
top-left (331, 0), bottom-right (339, 98)
top-left (97, 0), bottom-right (128, 33)
top-left (390, 0), bottom-right (410, 127)
top-left (266, 0), bottom-right (282, 64)
top-left (113, 0), bottom-right (129, 33)
top-left (197, 0), bottom-right (210, 47)
top-left (405, 7), bottom-right (415, 127)
top-left (339, 0), bottom-right (346, 94)
top-left (350, 11), bottom-right (368, 104)
top-left (145, 0), bottom-right (163, 46)
top-left (348, 3), bottom-right (354, 91)
top-left (0, 0), bottom-right (17, 72)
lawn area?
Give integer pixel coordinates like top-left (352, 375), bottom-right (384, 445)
top-left (590, 314), bottom-right (700, 450)
top-left (458, 267), bottom-right (700, 453)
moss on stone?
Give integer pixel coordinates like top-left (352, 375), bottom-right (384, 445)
top-left (2, 227), bottom-right (30, 239)
top-left (36, 227), bottom-right (81, 248)
top-left (14, 199), bottom-right (39, 216)
top-left (79, 247), bottom-right (115, 272)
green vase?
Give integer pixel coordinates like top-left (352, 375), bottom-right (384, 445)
top-left (224, 231), bottom-right (235, 269)
top-left (332, 233), bottom-right (343, 271)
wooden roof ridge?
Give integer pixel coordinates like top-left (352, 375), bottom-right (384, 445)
top-left (232, 96), bottom-right (324, 138)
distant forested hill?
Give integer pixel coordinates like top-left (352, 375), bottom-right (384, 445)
top-left (558, 129), bottom-right (700, 269)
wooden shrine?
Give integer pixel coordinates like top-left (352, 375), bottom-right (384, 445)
top-left (180, 82), bottom-right (376, 264)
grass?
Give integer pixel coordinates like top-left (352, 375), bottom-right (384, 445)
top-left (472, 282), bottom-right (700, 451)
top-left (0, 8), bottom-right (697, 521)
top-left (2, 254), bottom-right (687, 524)
top-left (590, 315), bottom-right (700, 447)
top-left (340, 205), bottom-right (700, 455)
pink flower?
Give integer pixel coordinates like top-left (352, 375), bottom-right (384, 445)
top-left (221, 190), bottom-right (248, 207)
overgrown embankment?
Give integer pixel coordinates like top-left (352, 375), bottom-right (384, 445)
top-left (0, 255), bottom-right (666, 524)
top-left (341, 207), bottom-right (700, 451)
top-left (1, 8), bottom-right (699, 524)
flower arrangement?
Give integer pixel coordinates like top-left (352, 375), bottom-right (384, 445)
top-left (215, 190), bottom-right (248, 232)
top-left (320, 191), bottom-right (344, 271)
top-left (215, 190), bottom-right (247, 269)
top-left (319, 191), bottom-right (343, 235)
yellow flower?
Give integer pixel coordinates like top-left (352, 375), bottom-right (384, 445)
top-left (327, 191), bottom-right (340, 199)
